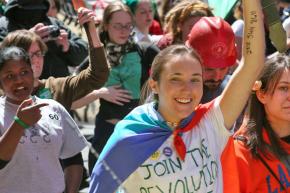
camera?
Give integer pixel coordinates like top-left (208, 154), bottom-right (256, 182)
top-left (47, 25), bottom-right (60, 38)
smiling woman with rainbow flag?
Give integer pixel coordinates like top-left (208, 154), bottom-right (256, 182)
top-left (89, 0), bottom-right (265, 192)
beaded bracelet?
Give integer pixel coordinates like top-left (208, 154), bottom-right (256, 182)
top-left (13, 116), bottom-right (30, 129)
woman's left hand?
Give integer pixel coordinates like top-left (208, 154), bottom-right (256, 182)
top-left (77, 7), bottom-right (97, 26)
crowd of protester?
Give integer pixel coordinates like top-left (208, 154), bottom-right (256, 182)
top-left (0, 0), bottom-right (289, 193)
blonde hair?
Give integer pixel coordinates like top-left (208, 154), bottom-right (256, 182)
top-left (164, 0), bottom-right (213, 42)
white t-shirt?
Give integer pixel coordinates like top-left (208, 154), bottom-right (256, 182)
top-left (231, 19), bottom-right (244, 38)
top-left (120, 101), bottom-right (231, 193)
top-left (133, 27), bottom-right (162, 44)
top-left (0, 96), bottom-right (88, 193)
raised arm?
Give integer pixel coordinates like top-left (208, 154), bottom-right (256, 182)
top-left (219, 0), bottom-right (265, 129)
top-left (47, 7), bottom-right (109, 110)
top-left (78, 7), bottom-right (102, 48)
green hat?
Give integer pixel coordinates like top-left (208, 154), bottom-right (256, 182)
top-left (123, 0), bottom-right (157, 15)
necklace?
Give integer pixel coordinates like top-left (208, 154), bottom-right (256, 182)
top-left (166, 121), bottom-right (178, 129)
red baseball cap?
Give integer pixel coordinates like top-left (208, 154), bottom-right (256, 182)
top-left (186, 17), bottom-right (237, 68)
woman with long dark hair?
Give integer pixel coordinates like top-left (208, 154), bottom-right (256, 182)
top-left (223, 53), bottom-right (290, 193)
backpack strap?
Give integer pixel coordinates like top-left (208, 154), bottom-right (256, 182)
top-left (234, 135), bottom-right (287, 192)
top-left (256, 153), bottom-right (287, 191)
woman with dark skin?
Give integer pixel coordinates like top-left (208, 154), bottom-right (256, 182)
top-left (0, 46), bottom-right (87, 193)
top-left (0, 7), bottom-right (109, 191)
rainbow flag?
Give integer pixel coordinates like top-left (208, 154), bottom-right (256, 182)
top-left (88, 101), bottom-right (212, 193)
top-left (88, 103), bottom-right (174, 193)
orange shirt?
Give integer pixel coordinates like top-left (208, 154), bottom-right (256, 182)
top-left (222, 131), bottom-right (290, 193)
